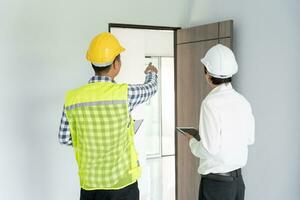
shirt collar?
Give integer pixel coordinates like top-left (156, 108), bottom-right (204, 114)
top-left (208, 83), bottom-right (233, 95)
top-left (88, 75), bottom-right (116, 84)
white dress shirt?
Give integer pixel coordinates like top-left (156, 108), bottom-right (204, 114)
top-left (189, 83), bottom-right (255, 175)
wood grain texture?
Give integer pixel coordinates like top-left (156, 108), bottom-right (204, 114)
top-left (177, 23), bottom-right (219, 44)
top-left (219, 38), bottom-right (233, 49)
top-left (176, 40), bottom-right (217, 200)
top-left (219, 20), bottom-right (233, 38)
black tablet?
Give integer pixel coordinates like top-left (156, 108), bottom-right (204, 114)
top-left (176, 127), bottom-right (201, 141)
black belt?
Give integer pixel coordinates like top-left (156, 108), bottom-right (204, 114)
top-left (202, 169), bottom-right (242, 182)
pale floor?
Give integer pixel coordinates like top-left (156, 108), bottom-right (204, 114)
top-left (138, 156), bottom-right (175, 200)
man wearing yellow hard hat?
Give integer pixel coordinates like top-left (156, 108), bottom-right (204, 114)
top-left (58, 32), bottom-right (158, 200)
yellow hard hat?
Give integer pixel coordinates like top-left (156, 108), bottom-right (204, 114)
top-left (86, 32), bottom-right (125, 67)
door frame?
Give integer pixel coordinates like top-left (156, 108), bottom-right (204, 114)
top-left (109, 23), bottom-right (181, 200)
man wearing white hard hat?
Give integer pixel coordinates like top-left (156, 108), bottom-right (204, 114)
top-left (187, 44), bottom-right (255, 200)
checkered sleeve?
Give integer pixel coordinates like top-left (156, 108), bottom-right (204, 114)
top-left (128, 72), bottom-right (158, 112)
top-left (58, 106), bottom-right (73, 146)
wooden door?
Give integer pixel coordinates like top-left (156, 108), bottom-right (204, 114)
top-left (175, 20), bottom-right (233, 200)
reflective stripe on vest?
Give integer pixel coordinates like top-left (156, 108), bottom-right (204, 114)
top-left (65, 82), bottom-right (141, 190)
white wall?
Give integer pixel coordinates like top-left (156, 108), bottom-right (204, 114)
top-left (0, 0), bottom-right (188, 200)
top-left (188, 0), bottom-right (300, 199)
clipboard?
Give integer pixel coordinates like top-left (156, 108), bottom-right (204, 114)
top-left (134, 119), bottom-right (144, 133)
top-left (176, 127), bottom-right (201, 141)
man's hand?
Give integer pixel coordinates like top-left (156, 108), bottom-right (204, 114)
top-left (144, 63), bottom-right (158, 74)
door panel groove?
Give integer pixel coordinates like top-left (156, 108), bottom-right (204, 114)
top-left (177, 36), bottom-right (231, 45)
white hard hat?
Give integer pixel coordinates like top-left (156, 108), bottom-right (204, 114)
top-left (201, 44), bottom-right (238, 78)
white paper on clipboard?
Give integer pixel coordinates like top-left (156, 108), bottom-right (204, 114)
top-left (134, 119), bottom-right (144, 133)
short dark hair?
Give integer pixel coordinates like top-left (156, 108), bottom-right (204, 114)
top-left (204, 67), bottom-right (232, 85)
top-left (92, 55), bottom-right (120, 74)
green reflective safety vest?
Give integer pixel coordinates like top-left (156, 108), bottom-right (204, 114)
top-left (65, 82), bottom-right (141, 190)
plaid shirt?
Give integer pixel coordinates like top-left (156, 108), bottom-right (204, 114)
top-left (58, 72), bottom-right (158, 146)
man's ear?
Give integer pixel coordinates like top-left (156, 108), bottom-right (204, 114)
top-left (114, 59), bottom-right (121, 70)
top-left (111, 61), bottom-right (117, 70)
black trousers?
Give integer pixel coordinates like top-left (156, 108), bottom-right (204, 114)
top-left (199, 175), bottom-right (245, 200)
top-left (80, 182), bottom-right (139, 200)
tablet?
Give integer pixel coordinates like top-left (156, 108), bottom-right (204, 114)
top-left (176, 127), bottom-right (201, 141)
